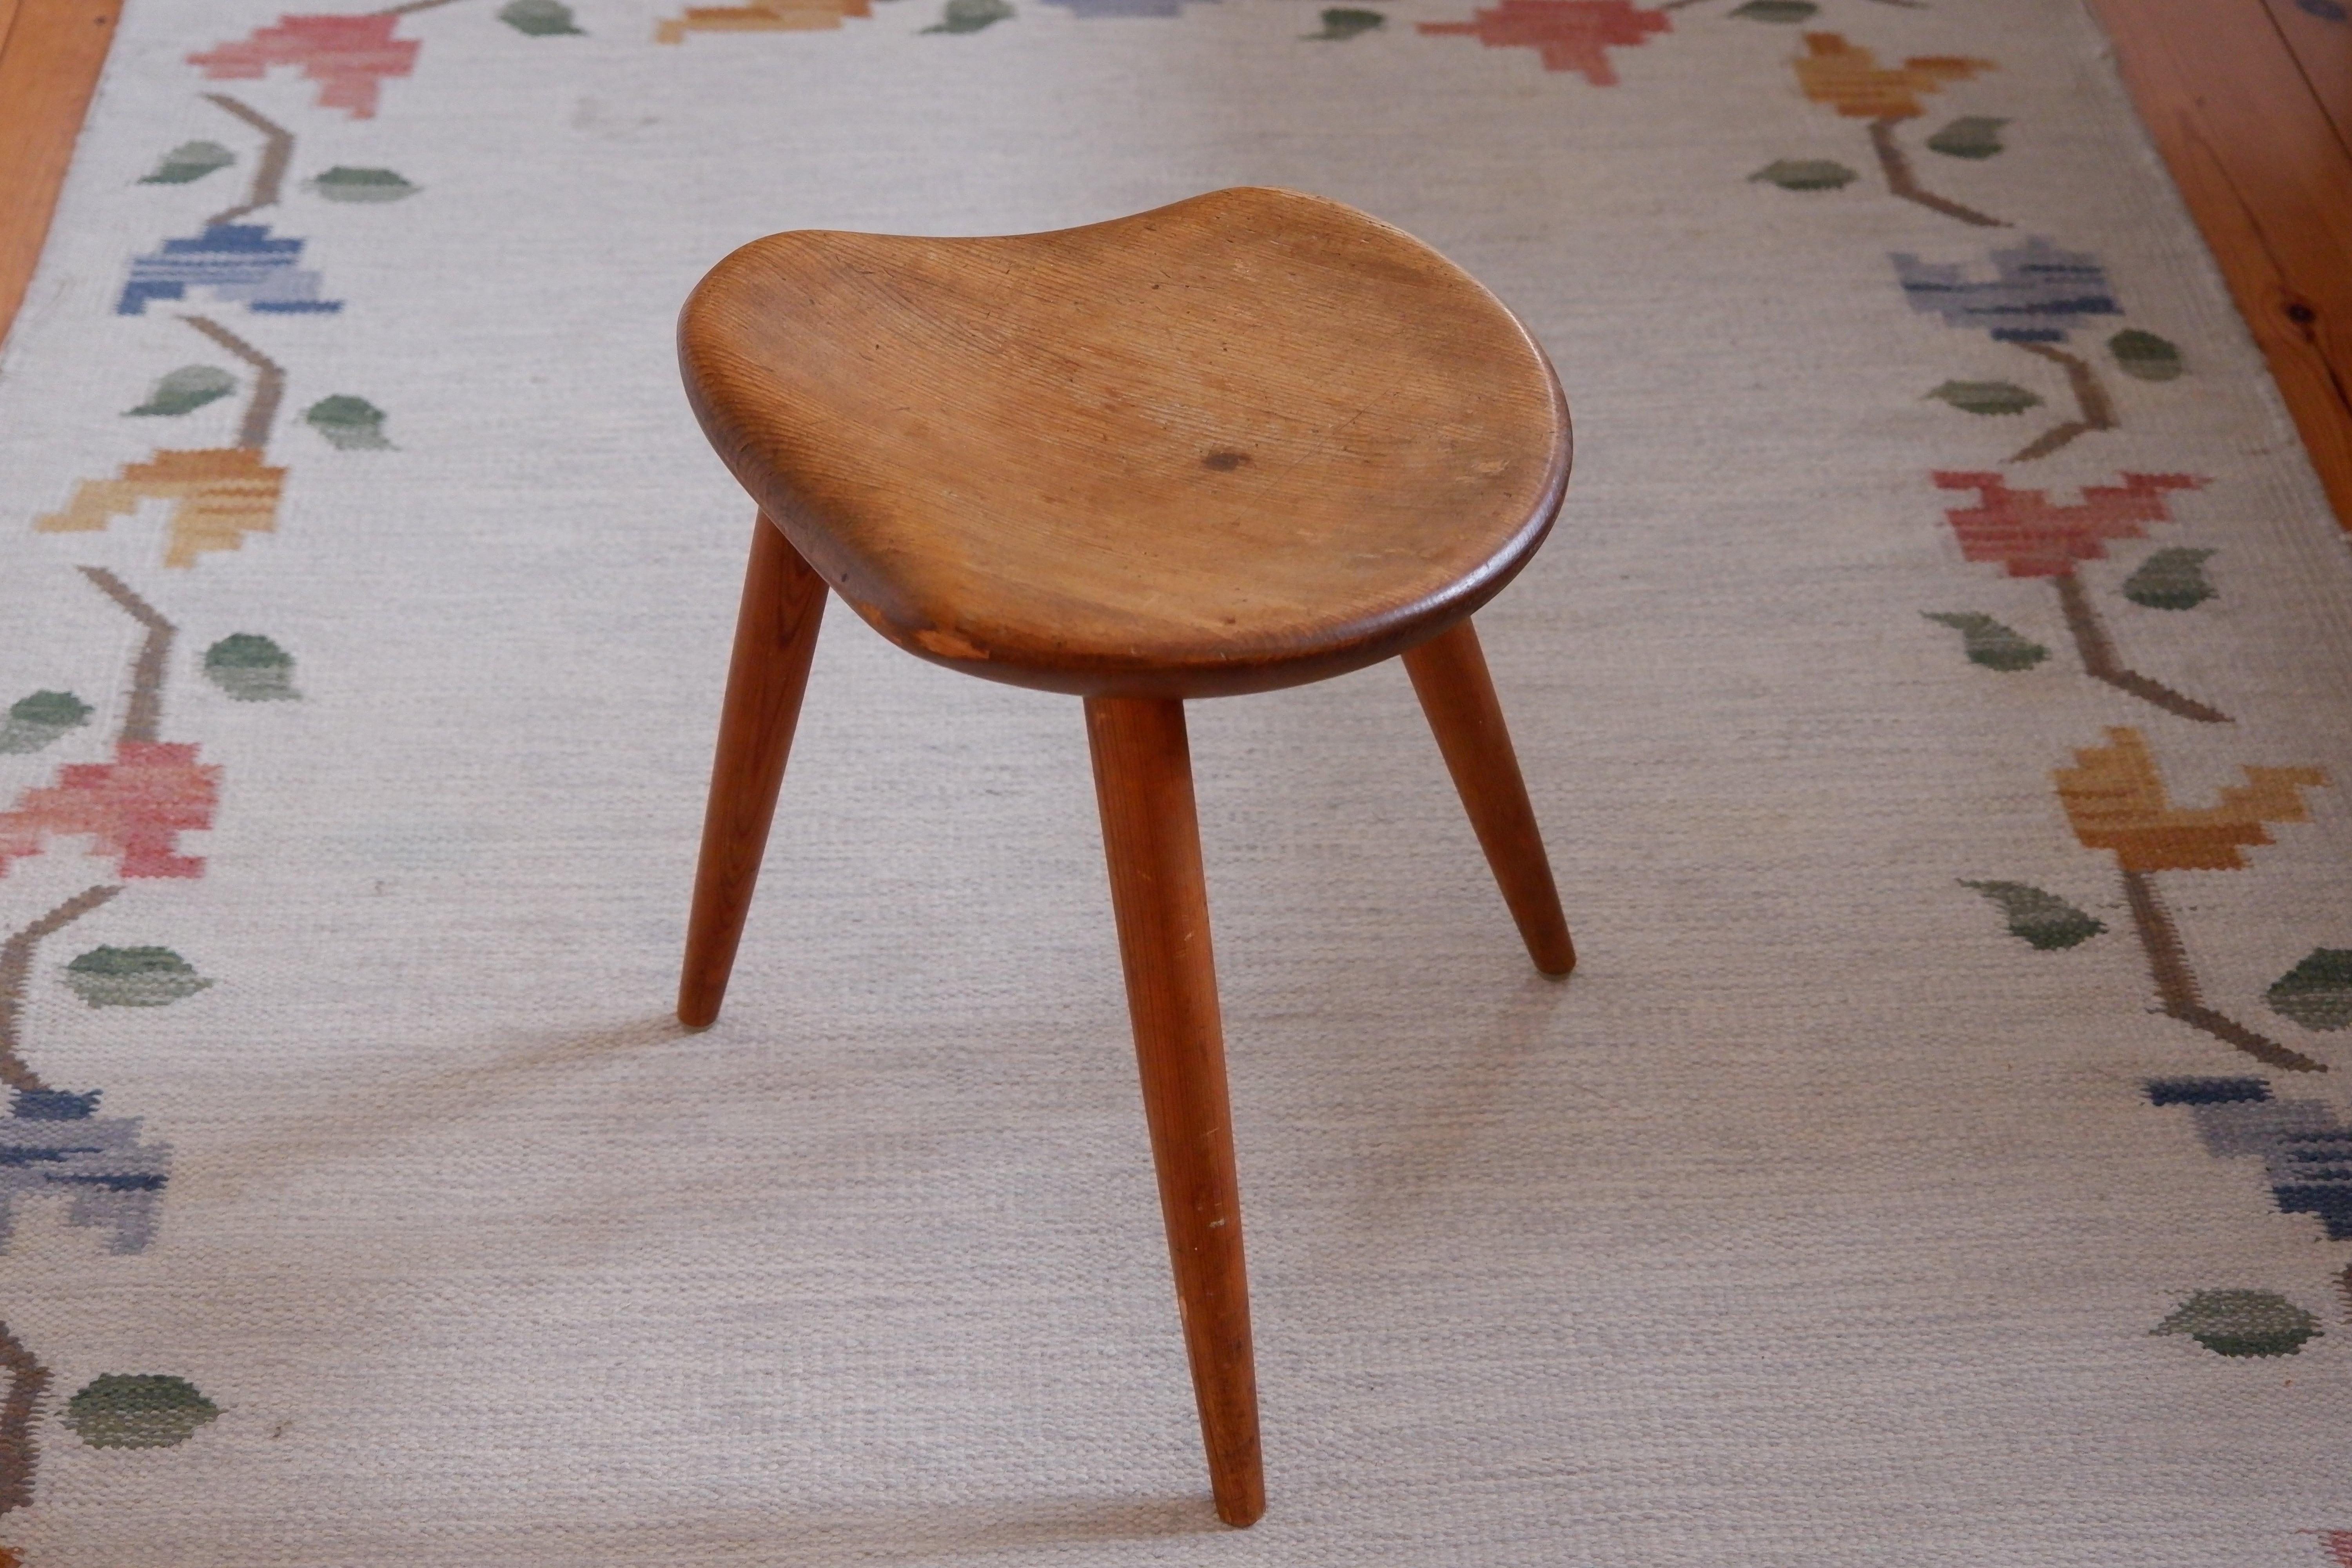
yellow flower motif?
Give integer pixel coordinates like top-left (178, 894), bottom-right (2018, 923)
top-left (2055, 728), bottom-right (2327, 873)
top-left (36, 448), bottom-right (284, 568)
top-left (1795, 32), bottom-right (1991, 120)
top-left (655, 0), bottom-right (869, 42)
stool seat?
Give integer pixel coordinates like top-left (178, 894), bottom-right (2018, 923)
top-left (678, 186), bottom-right (1570, 698)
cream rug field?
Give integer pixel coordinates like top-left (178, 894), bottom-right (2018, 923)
top-left (3, 0), bottom-right (2351, 1561)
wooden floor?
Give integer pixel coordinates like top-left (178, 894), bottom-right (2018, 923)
top-left (0, 0), bottom-right (120, 346)
top-left (2083, 0), bottom-right (2352, 531)
top-left (0, 0), bottom-right (2346, 528)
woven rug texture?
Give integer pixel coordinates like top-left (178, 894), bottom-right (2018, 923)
top-left (3, 0), bottom-right (2352, 1561)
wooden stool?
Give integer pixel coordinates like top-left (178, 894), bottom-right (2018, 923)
top-left (676, 187), bottom-right (1574, 1528)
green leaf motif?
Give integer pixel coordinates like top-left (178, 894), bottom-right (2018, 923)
top-left (2153, 1290), bottom-right (2321, 1358)
top-left (1305, 6), bottom-right (1383, 37)
top-left (305, 395), bottom-right (391, 450)
top-left (2121, 546), bottom-right (2216, 610)
top-left (127, 364), bottom-right (237, 418)
top-left (923, 0), bottom-right (1012, 30)
top-left (1924, 613), bottom-right (2049, 672)
top-left (2109, 328), bottom-right (2184, 381)
top-left (1959, 880), bottom-right (2103, 949)
top-left (1748, 159), bottom-right (1855, 192)
top-left (0, 690), bottom-right (93, 755)
top-left (204, 633), bottom-right (300, 702)
top-left (1926, 379), bottom-right (2042, 416)
top-left (63, 1375), bottom-right (220, 1448)
top-left (64, 947), bottom-right (213, 1008)
top-left (1729, 0), bottom-right (1817, 19)
top-left (139, 141), bottom-right (235, 185)
top-left (307, 167), bottom-right (420, 203)
top-left (500, 0), bottom-right (584, 31)
top-left (1925, 116), bottom-right (2006, 159)
top-left (2267, 948), bottom-right (2352, 1031)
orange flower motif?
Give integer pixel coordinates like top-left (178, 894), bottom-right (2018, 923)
top-left (2056, 728), bottom-right (2327, 873)
top-left (1933, 471), bottom-right (2202, 579)
top-left (187, 12), bottom-right (419, 119)
top-left (655, 0), bottom-right (869, 41)
top-left (1794, 32), bottom-right (1991, 120)
top-left (36, 448), bottom-right (284, 569)
top-left (0, 742), bottom-right (221, 881)
top-left (1416, 0), bottom-right (1670, 83)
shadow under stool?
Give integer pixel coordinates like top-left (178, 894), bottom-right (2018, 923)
top-left (674, 185), bottom-right (1576, 1528)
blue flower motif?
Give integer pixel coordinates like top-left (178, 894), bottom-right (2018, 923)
top-left (118, 224), bottom-right (342, 316)
top-left (2, 1090), bottom-right (170, 1254)
top-left (2147, 1078), bottom-right (2352, 1242)
top-left (1040, 0), bottom-right (1216, 13)
top-left (1889, 236), bottom-right (2121, 343)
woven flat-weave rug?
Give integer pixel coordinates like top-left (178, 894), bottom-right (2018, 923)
top-left (4, 0), bottom-right (2352, 1560)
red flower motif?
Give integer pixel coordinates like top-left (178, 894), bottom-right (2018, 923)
top-left (188, 13), bottom-right (421, 120)
top-left (1932, 470), bottom-right (2204, 578)
top-left (0, 742), bottom-right (221, 881)
top-left (1417, 0), bottom-right (1670, 84)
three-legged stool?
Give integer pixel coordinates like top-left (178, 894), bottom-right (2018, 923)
top-left (675, 187), bottom-right (1575, 1527)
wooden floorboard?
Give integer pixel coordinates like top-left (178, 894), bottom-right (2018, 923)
top-left (0, 0), bottom-right (2347, 529)
top-left (2259, 0), bottom-right (2352, 158)
top-left (0, 0), bottom-right (28, 95)
top-left (2088, 0), bottom-right (2352, 530)
top-left (0, 0), bottom-right (121, 348)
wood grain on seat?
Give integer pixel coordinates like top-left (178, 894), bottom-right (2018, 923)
top-left (679, 187), bottom-right (1571, 698)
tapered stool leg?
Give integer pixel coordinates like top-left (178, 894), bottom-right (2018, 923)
top-left (678, 514), bottom-right (828, 1027)
top-left (1084, 696), bottom-right (1264, 1528)
top-left (1402, 619), bottom-right (1576, 976)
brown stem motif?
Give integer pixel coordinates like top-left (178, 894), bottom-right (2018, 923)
top-left (0, 887), bottom-right (124, 1096)
top-left (2006, 340), bottom-right (2118, 462)
top-left (2119, 867), bottom-right (2325, 1073)
top-left (181, 314), bottom-right (285, 452)
top-left (2051, 570), bottom-right (2230, 724)
top-left (0, 1321), bottom-right (47, 1515)
top-left (372, 0), bottom-right (468, 14)
top-left (77, 569), bottom-right (176, 747)
top-left (1866, 117), bottom-right (2007, 229)
top-left (201, 93), bottom-right (294, 227)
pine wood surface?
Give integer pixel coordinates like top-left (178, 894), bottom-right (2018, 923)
top-left (0, 0), bottom-right (23, 90)
top-left (0, 0), bottom-right (120, 345)
top-left (680, 187), bottom-right (1573, 699)
top-left (2085, 0), bottom-right (2352, 531)
top-left (2258, 0), bottom-right (2351, 156)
